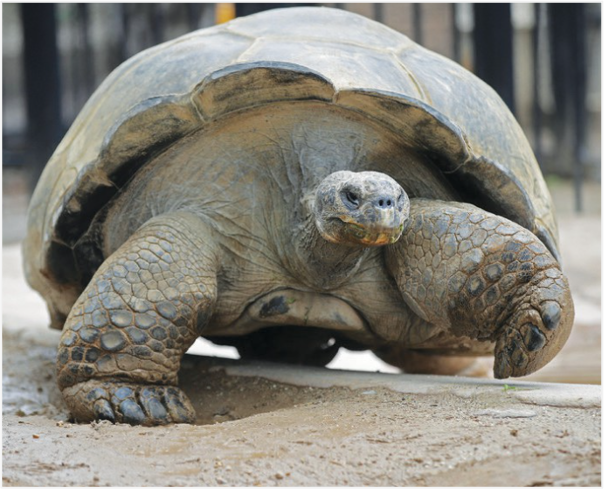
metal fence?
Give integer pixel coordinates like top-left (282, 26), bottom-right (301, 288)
top-left (2, 3), bottom-right (601, 210)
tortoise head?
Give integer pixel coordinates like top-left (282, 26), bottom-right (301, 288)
top-left (314, 171), bottom-right (410, 247)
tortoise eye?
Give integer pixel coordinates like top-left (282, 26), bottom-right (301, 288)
top-left (344, 190), bottom-right (359, 207)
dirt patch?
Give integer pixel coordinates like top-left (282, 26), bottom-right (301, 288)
top-left (182, 355), bottom-right (341, 426)
top-left (2, 327), bottom-right (601, 486)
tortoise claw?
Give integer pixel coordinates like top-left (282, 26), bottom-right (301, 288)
top-left (62, 380), bottom-right (196, 426)
top-left (92, 399), bottom-right (115, 422)
top-left (494, 296), bottom-right (572, 379)
top-left (541, 301), bottom-right (562, 331)
top-left (494, 328), bottom-right (528, 379)
top-left (120, 399), bottom-right (147, 424)
top-left (163, 387), bottom-right (196, 423)
top-left (140, 387), bottom-right (169, 422)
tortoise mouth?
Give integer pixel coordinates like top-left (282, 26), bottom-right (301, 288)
top-left (326, 216), bottom-right (405, 246)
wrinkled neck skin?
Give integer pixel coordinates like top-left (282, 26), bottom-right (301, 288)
top-left (292, 196), bottom-right (370, 290)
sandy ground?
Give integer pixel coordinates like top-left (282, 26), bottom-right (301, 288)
top-left (2, 326), bottom-right (601, 487)
top-left (2, 171), bottom-right (601, 486)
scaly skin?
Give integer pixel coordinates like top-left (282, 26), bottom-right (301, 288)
top-left (385, 199), bottom-right (574, 379)
top-left (57, 213), bottom-right (218, 425)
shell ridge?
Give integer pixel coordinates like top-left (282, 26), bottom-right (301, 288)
top-left (52, 94), bottom-right (202, 248)
top-left (391, 53), bottom-right (432, 105)
top-left (222, 26), bottom-right (262, 42)
top-left (461, 155), bottom-right (537, 225)
top-left (228, 33), bottom-right (262, 69)
top-left (100, 93), bottom-right (202, 152)
top-left (61, 42), bottom-right (174, 154)
top-left (238, 34), bottom-right (405, 54)
top-left (192, 61), bottom-right (337, 120)
top-left (334, 88), bottom-right (470, 162)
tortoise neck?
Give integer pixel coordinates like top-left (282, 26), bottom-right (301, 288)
top-left (292, 207), bottom-right (369, 290)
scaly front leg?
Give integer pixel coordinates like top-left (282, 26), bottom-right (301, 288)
top-left (57, 213), bottom-right (219, 425)
top-left (385, 199), bottom-right (574, 379)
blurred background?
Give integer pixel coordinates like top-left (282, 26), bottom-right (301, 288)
top-left (2, 3), bottom-right (601, 384)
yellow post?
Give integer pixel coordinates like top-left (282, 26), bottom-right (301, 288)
top-left (215, 3), bottom-right (236, 24)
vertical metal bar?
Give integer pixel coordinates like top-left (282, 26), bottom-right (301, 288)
top-left (532, 3), bottom-right (543, 165)
top-left (473, 4), bottom-right (515, 113)
top-left (20, 3), bottom-right (63, 191)
top-left (549, 4), bottom-right (587, 212)
top-left (186, 3), bottom-right (203, 31)
top-left (78, 4), bottom-right (94, 101)
top-left (451, 3), bottom-right (461, 63)
top-left (149, 3), bottom-right (163, 45)
top-left (412, 3), bottom-right (423, 45)
top-left (119, 3), bottom-right (130, 62)
top-left (68, 5), bottom-right (80, 120)
top-left (374, 4), bottom-right (384, 23)
top-left (573, 5), bottom-right (587, 213)
top-left (235, 4), bottom-right (302, 17)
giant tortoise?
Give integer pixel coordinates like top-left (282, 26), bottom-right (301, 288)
top-left (24, 7), bottom-right (574, 425)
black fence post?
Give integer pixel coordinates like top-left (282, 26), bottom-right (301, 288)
top-left (78, 4), bottom-right (94, 98)
top-left (532, 3), bottom-right (543, 166)
top-left (149, 4), bottom-right (165, 46)
top-left (20, 3), bottom-right (63, 192)
top-left (412, 4), bottom-right (423, 45)
top-left (472, 4), bottom-right (515, 113)
top-left (235, 3), bottom-right (316, 17)
top-left (548, 4), bottom-right (587, 212)
top-left (373, 3), bottom-right (384, 23)
top-left (235, 4), bottom-right (290, 17)
top-left (118, 4), bottom-right (131, 63)
top-left (186, 3), bottom-right (204, 31)
top-left (451, 3), bottom-right (460, 63)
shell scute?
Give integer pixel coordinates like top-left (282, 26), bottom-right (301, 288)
top-left (226, 7), bottom-right (411, 51)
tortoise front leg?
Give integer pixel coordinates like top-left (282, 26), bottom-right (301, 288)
top-left (57, 213), bottom-right (219, 425)
top-left (385, 199), bottom-right (574, 379)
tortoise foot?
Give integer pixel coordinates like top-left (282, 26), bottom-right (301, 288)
top-left (493, 275), bottom-right (573, 379)
top-left (62, 380), bottom-right (196, 426)
top-left (387, 199), bottom-right (574, 378)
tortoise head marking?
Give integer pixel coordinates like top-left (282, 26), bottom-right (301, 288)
top-left (314, 171), bottom-right (410, 247)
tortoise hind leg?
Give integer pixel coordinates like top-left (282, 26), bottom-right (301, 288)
top-left (57, 213), bottom-right (219, 425)
top-left (385, 199), bottom-right (574, 379)
top-left (373, 346), bottom-right (490, 377)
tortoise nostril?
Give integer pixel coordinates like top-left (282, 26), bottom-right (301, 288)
top-left (376, 197), bottom-right (394, 209)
